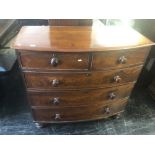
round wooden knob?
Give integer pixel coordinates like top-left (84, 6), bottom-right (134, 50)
top-left (52, 79), bottom-right (60, 87)
top-left (55, 113), bottom-right (61, 120)
top-left (105, 107), bottom-right (110, 114)
top-left (109, 92), bottom-right (116, 100)
top-left (118, 56), bottom-right (127, 64)
top-left (113, 75), bottom-right (121, 83)
top-left (50, 57), bottom-right (59, 66)
top-left (52, 97), bottom-right (60, 105)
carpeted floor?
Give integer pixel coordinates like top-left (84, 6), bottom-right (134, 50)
top-left (0, 62), bottom-right (155, 135)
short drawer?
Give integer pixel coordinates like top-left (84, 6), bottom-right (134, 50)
top-left (19, 51), bottom-right (89, 71)
top-left (32, 98), bottom-right (127, 122)
top-left (25, 66), bottom-right (142, 89)
top-left (28, 83), bottom-right (134, 107)
top-left (92, 47), bottom-right (150, 70)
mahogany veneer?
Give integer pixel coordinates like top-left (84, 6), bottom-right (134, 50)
top-left (24, 66), bottom-right (142, 90)
top-left (12, 26), bottom-right (154, 128)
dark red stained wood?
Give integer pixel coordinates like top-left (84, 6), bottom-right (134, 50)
top-left (32, 98), bottom-right (128, 123)
top-left (11, 26), bottom-right (154, 52)
top-left (28, 83), bottom-right (134, 107)
top-left (92, 47), bottom-right (150, 70)
top-left (18, 46), bottom-right (149, 71)
top-left (24, 66), bottom-right (142, 90)
top-left (19, 51), bottom-right (90, 71)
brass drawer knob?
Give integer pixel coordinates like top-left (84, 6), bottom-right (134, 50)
top-left (55, 113), bottom-right (61, 120)
top-left (109, 92), bottom-right (116, 100)
top-left (52, 97), bottom-right (60, 105)
top-left (113, 75), bottom-right (121, 83)
top-left (118, 56), bottom-right (127, 64)
top-left (52, 79), bottom-right (60, 87)
top-left (105, 107), bottom-right (110, 114)
top-left (51, 57), bottom-right (59, 67)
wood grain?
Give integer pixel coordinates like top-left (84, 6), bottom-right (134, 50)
top-left (92, 47), bottom-right (150, 70)
top-left (28, 83), bottom-right (134, 107)
top-left (12, 26), bottom-right (154, 52)
top-left (24, 66), bottom-right (142, 90)
top-left (18, 46), bottom-right (150, 71)
top-left (20, 51), bottom-right (89, 71)
top-left (32, 98), bottom-right (128, 123)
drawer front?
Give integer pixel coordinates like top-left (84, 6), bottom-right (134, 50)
top-left (32, 98), bottom-right (127, 122)
top-left (92, 47), bottom-right (150, 70)
top-left (20, 51), bottom-right (89, 70)
top-left (25, 66), bottom-right (142, 89)
top-left (29, 83), bottom-right (134, 107)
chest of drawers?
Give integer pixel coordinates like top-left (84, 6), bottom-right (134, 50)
top-left (12, 26), bottom-right (154, 128)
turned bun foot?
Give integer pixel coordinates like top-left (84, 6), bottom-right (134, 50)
top-left (111, 113), bottom-right (122, 119)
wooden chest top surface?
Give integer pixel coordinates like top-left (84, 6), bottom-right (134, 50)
top-left (12, 26), bottom-right (154, 52)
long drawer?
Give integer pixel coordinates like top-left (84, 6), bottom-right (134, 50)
top-left (92, 47), bottom-right (150, 70)
top-left (25, 66), bottom-right (142, 90)
top-left (28, 83), bottom-right (134, 107)
top-left (32, 98), bottom-right (128, 123)
top-left (19, 51), bottom-right (89, 71)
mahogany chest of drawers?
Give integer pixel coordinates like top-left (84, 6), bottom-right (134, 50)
top-left (12, 26), bottom-right (154, 128)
